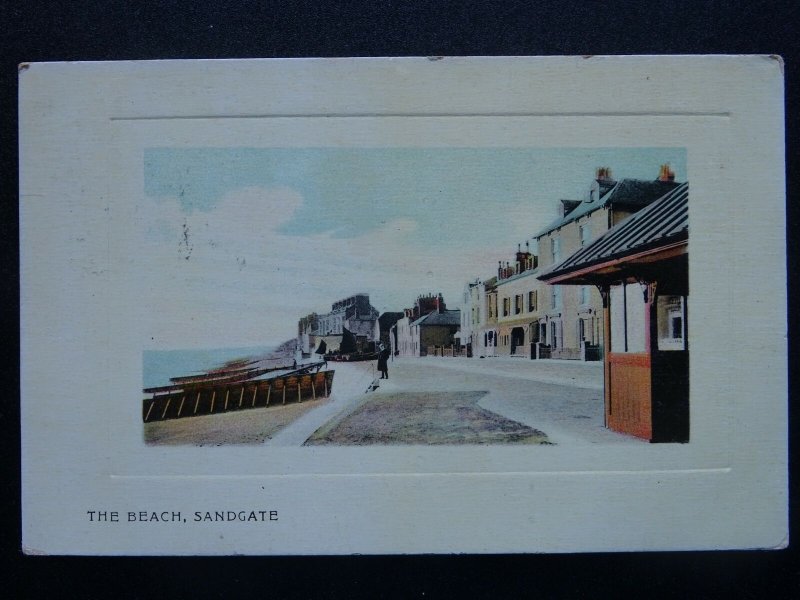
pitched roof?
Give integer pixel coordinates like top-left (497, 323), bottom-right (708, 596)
top-left (378, 312), bottom-right (404, 332)
top-left (534, 178), bottom-right (682, 238)
top-left (411, 309), bottom-right (461, 327)
top-left (539, 182), bottom-right (688, 282)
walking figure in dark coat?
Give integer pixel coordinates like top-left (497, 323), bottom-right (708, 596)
top-left (377, 344), bottom-right (390, 379)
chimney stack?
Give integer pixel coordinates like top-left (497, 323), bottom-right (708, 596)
top-left (658, 164), bottom-right (675, 181)
top-left (596, 166), bottom-right (612, 181)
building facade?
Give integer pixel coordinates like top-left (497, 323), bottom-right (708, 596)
top-left (299, 293), bottom-right (381, 355)
top-left (482, 277), bottom-right (499, 356)
top-left (297, 312), bottom-right (318, 355)
top-left (413, 308), bottom-right (461, 356)
top-left (540, 182), bottom-right (689, 442)
top-left (378, 312), bottom-right (404, 351)
top-left (392, 293), bottom-right (454, 357)
top-left (493, 244), bottom-right (541, 358)
top-left (534, 166), bottom-right (681, 360)
top-left (316, 293), bottom-right (380, 339)
top-left (459, 279), bottom-right (483, 357)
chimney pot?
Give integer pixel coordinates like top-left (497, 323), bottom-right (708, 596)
top-left (658, 163), bottom-right (675, 182)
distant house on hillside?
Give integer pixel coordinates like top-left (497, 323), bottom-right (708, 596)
top-left (298, 293), bottom-right (381, 356)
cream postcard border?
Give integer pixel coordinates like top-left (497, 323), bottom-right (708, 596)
top-left (20, 56), bottom-right (786, 554)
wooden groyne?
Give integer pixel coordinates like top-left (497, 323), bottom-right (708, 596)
top-left (143, 369), bottom-right (335, 423)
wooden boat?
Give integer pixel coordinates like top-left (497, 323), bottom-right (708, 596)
top-left (143, 360), bottom-right (334, 422)
top-left (143, 363), bottom-right (291, 395)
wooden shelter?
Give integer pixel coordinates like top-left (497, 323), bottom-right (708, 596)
top-left (540, 183), bottom-right (689, 442)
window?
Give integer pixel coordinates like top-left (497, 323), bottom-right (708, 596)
top-left (551, 285), bottom-right (562, 310)
top-left (580, 285), bottom-right (589, 306)
top-left (503, 297), bottom-right (510, 317)
top-left (514, 295), bottom-right (522, 314)
top-left (657, 295), bottom-right (686, 351)
top-left (579, 223), bottom-right (591, 247)
top-left (609, 283), bottom-right (646, 353)
top-left (528, 290), bottom-right (537, 312)
top-left (551, 237), bottom-right (561, 263)
top-left (550, 321), bottom-right (560, 349)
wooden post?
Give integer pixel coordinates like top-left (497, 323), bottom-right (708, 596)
top-left (161, 397), bottom-right (172, 420)
top-left (223, 389), bottom-right (230, 411)
top-left (282, 382), bottom-right (286, 405)
top-left (311, 379), bottom-right (316, 400)
top-left (602, 287), bottom-right (611, 428)
top-left (177, 395), bottom-right (186, 417)
top-left (210, 390), bottom-right (217, 413)
top-left (266, 383), bottom-right (271, 407)
top-left (297, 381), bottom-right (302, 403)
top-left (239, 386), bottom-right (245, 408)
top-left (194, 391), bottom-right (202, 414)
top-left (324, 376), bottom-right (328, 397)
top-left (144, 399), bottom-right (155, 422)
top-left (251, 384), bottom-right (258, 407)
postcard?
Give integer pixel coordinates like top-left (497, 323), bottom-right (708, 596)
top-left (20, 56), bottom-right (787, 554)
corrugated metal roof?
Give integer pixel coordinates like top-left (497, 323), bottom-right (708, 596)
top-left (540, 182), bottom-right (688, 280)
top-left (534, 178), bottom-right (682, 239)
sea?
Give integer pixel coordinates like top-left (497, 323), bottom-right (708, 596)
top-left (143, 345), bottom-right (281, 389)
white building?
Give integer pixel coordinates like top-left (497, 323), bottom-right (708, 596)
top-left (316, 293), bottom-right (380, 341)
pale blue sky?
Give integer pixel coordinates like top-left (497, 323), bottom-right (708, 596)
top-left (145, 147), bottom-right (686, 245)
top-left (142, 147), bottom-right (686, 346)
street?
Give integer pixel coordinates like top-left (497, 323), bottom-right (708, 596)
top-left (267, 356), bottom-right (645, 446)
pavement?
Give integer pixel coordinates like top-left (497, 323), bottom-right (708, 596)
top-left (400, 355), bottom-right (604, 390)
top-left (265, 361), bottom-right (378, 446)
top-left (266, 355), bottom-right (644, 447)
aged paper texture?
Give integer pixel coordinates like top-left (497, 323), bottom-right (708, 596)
top-left (20, 56), bottom-right (786, 554)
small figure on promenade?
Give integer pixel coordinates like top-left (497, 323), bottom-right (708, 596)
top-left (377, 344), bottom-right (390, 379)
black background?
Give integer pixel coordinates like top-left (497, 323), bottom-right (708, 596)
top-left (3, 1), bottom-right (798, 598)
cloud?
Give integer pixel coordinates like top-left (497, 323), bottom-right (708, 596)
top-left (136, 187), bottom-right (427, 348)
top-left (135, 182), bottom-right (562, 351)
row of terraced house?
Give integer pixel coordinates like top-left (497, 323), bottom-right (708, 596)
top-left (457, 165), bottom-right (690, 442)
top-left (459, 165), bottom-right (682, 362)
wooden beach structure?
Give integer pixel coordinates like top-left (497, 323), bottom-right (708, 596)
top-left (143, 360), bottom-right (335, 422)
